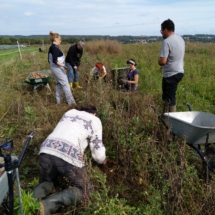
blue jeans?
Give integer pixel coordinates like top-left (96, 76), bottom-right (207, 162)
top-left (66, 63), bottom-right (79, 83)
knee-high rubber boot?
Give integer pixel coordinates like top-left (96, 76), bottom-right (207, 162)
top-left (169, 105), bottom-right (176, 112)
top-left (74, 82), bottom-right (82, 89)
top-left (40, 187), bottom-right (82, 215)
top-left (33, 181), bottom-right (54, 201)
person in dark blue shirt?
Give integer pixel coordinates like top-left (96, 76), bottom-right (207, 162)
top-left (121, 59), bottom-right (139, 91)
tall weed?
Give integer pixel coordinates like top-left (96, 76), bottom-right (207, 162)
top-left (1, 41), bottom-right (215, 214)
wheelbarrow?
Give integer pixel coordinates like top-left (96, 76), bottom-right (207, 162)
top-left (24, 70), bottom-right (51, 92)
top-left (0, 132), bottom-right (35, 215)
top-left (149, 103), bottom-right (215, 178)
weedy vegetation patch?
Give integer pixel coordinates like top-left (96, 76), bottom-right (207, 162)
top-left (0, 40), bottom-right (215, 215)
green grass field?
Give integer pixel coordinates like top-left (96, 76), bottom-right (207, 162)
top-left (0, 41), bottom-right (215, 215)
top-left (0, 47), bottom-right (39, 66)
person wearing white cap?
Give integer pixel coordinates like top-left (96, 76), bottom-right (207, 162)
top-left (121, 59), bottom-right (139, 91)
top-left (65, 40), bottom-right (85, 89)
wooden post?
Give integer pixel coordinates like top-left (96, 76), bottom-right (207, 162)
top-left (17, 41), bottom-right (22, 60)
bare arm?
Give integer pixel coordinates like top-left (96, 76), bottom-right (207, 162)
top-left (128, 74), bottom-right (139, 84)
top-left (100, 73), bottom-right (107, 79)
top-left (56, 62), bottom-right (65, 67)
top-left (100, 67), bottom-right (107, 79)
top-left (158, 57), bottom-right (168, 66)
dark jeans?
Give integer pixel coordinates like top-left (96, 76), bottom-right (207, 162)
top-left (162, 73), bottom-right (183, 106)
top-left (39, 153), bottom-right (94, 197)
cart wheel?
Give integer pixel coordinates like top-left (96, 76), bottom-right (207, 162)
top-left (205, 146), bottom-right (215, 156)
top-left (205, 147), bottom-right (215, 170)
top-left (203, 146), bottom-right (215, 179)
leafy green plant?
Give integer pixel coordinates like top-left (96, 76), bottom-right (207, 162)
top-left (142, 186), bottom-right (165, 215)
top-left (79, 167), bottom-right (143, 215)
top-left (28, 177), bottom-right (39, 188)
top-left (14, 189), bottom-right (40, 215)
top-left (24, 106), bottom-right (37, 125)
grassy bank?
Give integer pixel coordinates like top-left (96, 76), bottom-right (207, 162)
top-left (0, 47), bottom-right (39, 66)
top-left (0, 40), bottom-right (215, 215)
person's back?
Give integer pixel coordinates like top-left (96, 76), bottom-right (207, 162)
top-left (40, 109), bottom-right (105, 168)
top-left (160, 34), bottom-right (185, 78)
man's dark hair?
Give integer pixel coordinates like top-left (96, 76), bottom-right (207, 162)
top-left (79, 106), bottom-right (97, 114)
top-left (161, 19), bottom-right (175, 32)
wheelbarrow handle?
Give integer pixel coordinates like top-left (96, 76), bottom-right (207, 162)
top-left (148, 104), bottom-right (169, 130)
top-left (12, 131), bottom-right (35, 182)
top-left (183, 102), bottom-right (192, 111)
top-left (17, 131), bottom-right (35, 169)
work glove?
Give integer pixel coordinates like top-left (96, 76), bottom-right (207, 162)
top-left (121, 79), bottom-right (128, 84)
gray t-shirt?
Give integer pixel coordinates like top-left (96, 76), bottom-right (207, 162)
top-left (160, 34), bottom-right (185, 78)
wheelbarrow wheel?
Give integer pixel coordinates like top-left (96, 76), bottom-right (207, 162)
top-left (202, 146), bottom-right (215, 180)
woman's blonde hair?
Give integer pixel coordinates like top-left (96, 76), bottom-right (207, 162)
top-left (49, 31), bottom-right (60, 42)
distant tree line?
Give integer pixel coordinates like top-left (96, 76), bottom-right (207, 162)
top-left (0, 36), bottom-right (90, 46)
top-left (0, 34), bottom-right (214, 45)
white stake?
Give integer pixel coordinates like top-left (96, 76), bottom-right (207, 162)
top-left (17, 41), bottom-right (22, 60)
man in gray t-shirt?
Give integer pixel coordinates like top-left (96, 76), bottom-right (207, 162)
top-left (158, 19), bottom-right (185, 113)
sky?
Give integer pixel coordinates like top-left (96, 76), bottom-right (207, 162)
top-left (1, 0), bottom-right (215, 36)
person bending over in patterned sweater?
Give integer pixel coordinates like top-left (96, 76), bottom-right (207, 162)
top-left (33, 105), bottom-right (107, 215)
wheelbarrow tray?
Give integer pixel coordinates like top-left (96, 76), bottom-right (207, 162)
top-left (25, 70), bottom-right (51, 85)
top-left (164, 111), bottom-right (215, 145)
